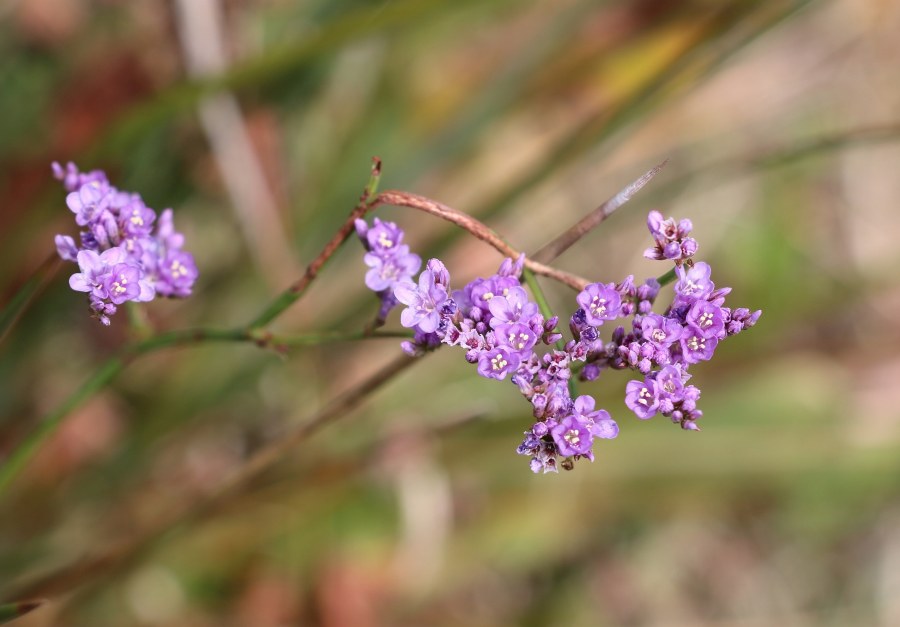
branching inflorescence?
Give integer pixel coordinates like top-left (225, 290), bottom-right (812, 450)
top-left (53, 162), bottom-right (198, 325)
top-left (358, 209), bottom-right (761, 474)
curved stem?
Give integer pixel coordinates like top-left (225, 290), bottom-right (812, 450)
top-left (374, 191), bottom-right (590, 291)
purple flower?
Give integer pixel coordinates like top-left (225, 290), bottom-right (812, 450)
top-left (364, 217), bottom-right (405, 255)
top-left (570, 395), bottom-right (618, 439)
top-left (674, 262), bottom-right (714, 305)
top-left (679, 324), bottom-right (718, 364)
top-left (640, 313), bottom-right (683, 350)
top-left (551, 415), bottom-right (594, 457)
top-left (495, 322), bottom-right (538, 355)
top-left (477, 346), bottom-right (521, 380)
top-left (394, 267), bottom-right (449, 334)
top-left (104, 263), bottom-right (151, 304)
top-left (119, 198), bottom-right (156, 238)
top-left (69, 248), bottom-right (120, 298)
top-left (655, 365), bottom-right (685, 401)
top-left (364, 245), bottom-right (421, 292)
top-left (686, 300), bottom-right (725, 339)
top-left (156, 250), bottom-right (198, 297)
top-left (488, 286), bottom-right (539, 328)
top-left (625, 378), bottom-right (659, 419)
top-left (577, 282), bottom-right (622, 326)
top-left (467, 275), bottom-right (521, 313)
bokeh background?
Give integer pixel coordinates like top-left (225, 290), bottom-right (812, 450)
top-left (2, 0), bottom-right (900, 625)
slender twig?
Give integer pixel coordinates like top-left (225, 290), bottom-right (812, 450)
top-left (530, 160), bottom-right (668, 264)
top-left (373, 191), bottom-right (591, 291)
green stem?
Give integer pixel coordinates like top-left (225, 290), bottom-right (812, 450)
top-left (0, 600), bottom-right (43, 624)
top-left (523, 268), bottom-right (577, 397)
top-left (656, 266), bottom-right (677, 288)
top-left (522, 268), bottom-right (559, 346)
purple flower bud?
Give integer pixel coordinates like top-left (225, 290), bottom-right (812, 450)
top-left (681, 238), bottom-right (698, 258)
top-left (581, 363), bottom-right (601, 382)
top-left (663, 241), bottom-right (681, 259)
top-left (55, 235), bottom-right (79, 261)
top-left (426, 258), bottom-right (450, 288)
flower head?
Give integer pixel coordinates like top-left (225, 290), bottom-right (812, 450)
top-left (53, 162), bottom-right (197, 324)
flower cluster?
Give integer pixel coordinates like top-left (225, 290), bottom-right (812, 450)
top-left (358, 210), bottom-right (760, 474)
top-left (53, 162), bottom-right (198, 325)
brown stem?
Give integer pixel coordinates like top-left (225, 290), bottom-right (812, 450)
top-left (530, 159), bottom-right (668, 265)
top-left (374, 190), bottom-right (590, 291)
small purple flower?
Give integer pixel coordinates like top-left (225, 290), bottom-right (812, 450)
top-left (570, 395), bottom-right (618, 439)
top-left (468, 275), bottom-right (521, 312)
top-left (679, 324), bottom-right (718, 364)
top-left (364, 245), bottom-right (421, 292)
top-left (488, 286), bottom-right (539, 328)
top-left (66, 183), bottom-right (109, 227)
top-left (394, 267), bottom-right (449, 334)
top-left (674, 262), bottom-right (714, 305)
top-left (577, 282), bottom-right (621, 326)
top-left (625, 378), bottom-right (659, 419)
top-left (365, 217), bottom-right (405, 255)
top-left (686, 300), bottom-right (725, 339)
top-left (495, 322), bottom-right (538, 355)
top-left (156, 250), bottom-right (198, 297)
top-left (69, 249), bottom-right (118, 298)
top-left (477, 346), bottom-right (521, 380)
top-left (640, 313), bottom-right (683, 351)
top-left (119, 198), bottom-right (156, 238)
top-left (655, 365), bottom-right (685, 401)
top-left (103, 263), bottom-right (148, 305)
top-left (551, 415), bottom-right (594, 457)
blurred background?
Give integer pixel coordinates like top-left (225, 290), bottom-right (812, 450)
top-left (1, 0), bottom-right (899, 625)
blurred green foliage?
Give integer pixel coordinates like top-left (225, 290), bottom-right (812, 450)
top-left (2, 0), bottom-right (900, 625)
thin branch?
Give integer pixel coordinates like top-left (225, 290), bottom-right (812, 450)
top-left (373, 191), bottom-right (591, 291)
top-left (530, 159), bottom-right (668, 265)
